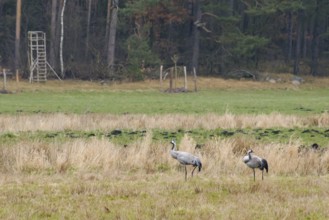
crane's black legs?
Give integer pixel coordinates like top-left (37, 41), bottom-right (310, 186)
top-left (191, 166), bottom-right (197, 177)
top-left (252, 168), bottom-right (265, 181)
top-left (184, 166), bottom-right (187, 181)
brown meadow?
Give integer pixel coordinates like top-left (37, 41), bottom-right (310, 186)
top-left (1, 112), bottom-right (329, 132)
top-left (0, 113), bottom-right (329, 219)
top-left (1, 77), bottom-right (329, 219)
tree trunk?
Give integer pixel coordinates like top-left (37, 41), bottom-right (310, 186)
top-left (107, 0), bottom-right (119, 66)
top-left (15, 0), bottom-right (22, 82)
top-left (49, 0), bottom-right (58, 68)
top-left (60, 0), bottom-right (67, 78)
top-left (229, 0), bottom-right (234, 15)
top-left (286, 12), bottom-right (293, 62)
top-left (302, 24), bottom-right (307, 59)
top-left (85, 0), bottom-right (92, 59)
top-left (191, 0), bottom-right (201, 71)
top-left (311, 2), bottom-right (320, 76)
top-left (293, 11), bottom-right (303, 75)
top-left (105, 0), bottom-right (112, 51)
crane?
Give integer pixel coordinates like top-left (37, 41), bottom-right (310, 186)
top-left (243, 149), bottom-right (268, 181)
top-left (170, 139), bottom-right (202, 181)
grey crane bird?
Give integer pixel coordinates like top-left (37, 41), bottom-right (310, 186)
top-left (170, 140), bottom-right (202, 181)
top-left (243, 149), bottom-right (268, 181)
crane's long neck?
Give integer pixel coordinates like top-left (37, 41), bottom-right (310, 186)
top-left (171, 142), bottom-right (177, 151)
top-left (170, 142), bottom-right (178, 159)
top-left (248, 152), bottom-right (252, 160)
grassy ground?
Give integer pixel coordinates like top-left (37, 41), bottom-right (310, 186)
top-left (1, 88), bottom-right (327, 115)
top-left (1, 174), bottom-right (328, 219)
top-left (0, 135), bottom-right (328, 219)
top-left (1, 77), bottom-right (328, 115)
top-left (0, 77), bottom-right (329, 219)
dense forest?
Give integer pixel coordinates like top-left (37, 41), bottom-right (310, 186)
top-left (0, 0), bottom-right (329, 81)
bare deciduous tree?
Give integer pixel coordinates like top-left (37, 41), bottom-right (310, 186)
top-left (105, 0), bottom-right (112, 51)
top-left (85, 0), bottom-right (92, 59)
top-left (107, 0), bottom-right (119, 67)
top-left (49, 0), bottom-right (58, 68)
top-left (191, 0), bottom-right (201, 71)
top-left (15, 0), bottom-right (22, 81)
top-left (60, 0), bottom-right (67, 78)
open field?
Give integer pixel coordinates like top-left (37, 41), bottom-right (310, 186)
top-left (0, 133), bottom-right (329, 219)
top-left (0, 77), bottom-right (329, 219)
top-left (1, 77), bottom-right (329, 115)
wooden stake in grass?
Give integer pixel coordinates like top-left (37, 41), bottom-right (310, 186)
top-left (193, 67), bottom-right (197, 92)
top-left (184, 66), bottom-right (187, 91)
top-left (160, 65), bottom-right (163, 91)
top-left (2, 68), bottom-right (7, 90)
top-left (171, 54), bottom-right (179, 89)
top-left (169, 67), bottom-right (173, 92)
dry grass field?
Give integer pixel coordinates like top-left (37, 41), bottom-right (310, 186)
top-left (1, 112), bottom-right (329, 132)
top-left (0, 113), bottom-right (329, 219)
top-left (0, 76), bottom-right (329, 219)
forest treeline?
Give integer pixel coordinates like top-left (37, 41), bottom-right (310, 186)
top-left (0, 0), bottom-right (329, 81)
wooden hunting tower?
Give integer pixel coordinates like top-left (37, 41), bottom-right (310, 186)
top-left (28, 31), bottom-right (60, 82)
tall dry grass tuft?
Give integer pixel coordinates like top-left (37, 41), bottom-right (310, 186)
top-left (201, 138), bottom-right (329, 178)
top-left (2, 133), bottom-right (328, 179)
top-left (307, 112), bottom-right (329, 126)
top-left (1, 132), bottom-right (171, 176)
top-left (1, 112), bottom-right (329, 132)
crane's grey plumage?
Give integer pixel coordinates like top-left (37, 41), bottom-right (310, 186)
top-left (170, 140), bottom-right (202, 181)
top-left (243, 149), bottom-right (268, 181)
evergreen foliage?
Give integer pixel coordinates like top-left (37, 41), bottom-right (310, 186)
top-left (0, 0), bottom-right (329, 79)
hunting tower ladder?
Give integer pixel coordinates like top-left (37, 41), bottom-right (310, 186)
top-left (28, 31), bottom-right (61, 82)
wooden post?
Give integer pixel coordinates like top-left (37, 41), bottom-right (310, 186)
top-left (184, 66), bottom-right (187, 91)
top-left (169, 67), bottom-right (173, 92)
top-left (15, 69), bottom-right (19, 82)
top-left (3, 69), bottom-right (7, 90)
top-left (174, 63), bottom-right (177, 89)
top-left (160, 65), bottom-right (163, 90)
top-left (193, 67), bottom-right (197, 92)
top-left (171, 54), bottom-right (179, 89)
